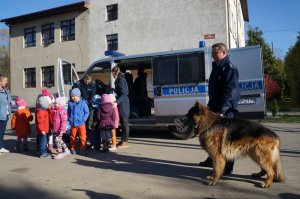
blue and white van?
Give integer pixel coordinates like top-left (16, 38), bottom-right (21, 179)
top-left (57, 45), bottom-right (265, 139)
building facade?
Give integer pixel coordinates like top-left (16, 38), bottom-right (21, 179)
top-left (89, 0), bottom-right (248, 63)
top-left (1, 0), bottom-right (248, 106)
top-left (1, 2), bottom-right (89, 105)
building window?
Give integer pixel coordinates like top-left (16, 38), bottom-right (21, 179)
top-left (61, 19), bottom-right (75, 41)
top-left (106, 4), bottom-right (118, 21)
top-left (24, 27), bottom-right (36, 47)
top-left (42, 23), bottom-right (54, 46)
top-left (24, 68), bottom-right (36, 88)
top-left (42, 66), bottom-right (55, 87)
top-left (107, 34), bottom-right (118, 50)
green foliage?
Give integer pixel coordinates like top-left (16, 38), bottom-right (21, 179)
top-left (0, 28), bottom-right (9, 77)
top-left (0, 51), bottom-right (9, 76)
top-left (284, 34), bottom-right (300, 105)
top-left (246, 26), bottom-right (287, 99)
top-left (271, 99), bottom-right (279, 117)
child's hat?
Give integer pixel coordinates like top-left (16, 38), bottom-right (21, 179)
top-left (39, 96), bottom-right (51, 109)
top-left (16, 97), bottom-right (27, 107)
top-left (71, 88), bottom-right (81, 97)
top-left (42, 89), bottom-right (53, 100)
top-left (92, 95), bottom-right (101, 108)
top-left (56, 97), bottom-right (67, 107)
top-left (100, 94), bottom-right (111, 104)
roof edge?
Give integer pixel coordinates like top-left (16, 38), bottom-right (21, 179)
top-left (240, 0), bottom-right (249, 22)
top-left (0, 1), bottom-right (88, 25)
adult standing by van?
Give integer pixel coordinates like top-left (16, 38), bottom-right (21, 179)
top-left (112, 65), bottom-right (130, 148)
top-left (198, 43), bottom-right (240, 175)
top-left (0, 74), bottom-right (11, 154)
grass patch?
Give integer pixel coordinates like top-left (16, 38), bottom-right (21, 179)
top-left (264, 114), bottom-right (300, 122)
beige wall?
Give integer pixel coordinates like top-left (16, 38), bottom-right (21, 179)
top-left (89, 0), bottom-right (246, 63)
top-left (9, 10), bottom-right (89, 106)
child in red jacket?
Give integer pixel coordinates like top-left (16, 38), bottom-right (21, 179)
top-left (11, 98), bottom-right (33, 152)
top-left (36, 96), bottom-right (51, 158)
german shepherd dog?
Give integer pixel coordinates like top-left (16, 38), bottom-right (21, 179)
top-left (187, 102), bottom-right (285, 188)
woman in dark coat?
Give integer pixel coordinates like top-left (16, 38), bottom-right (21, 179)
top-left (112, 65), bottom-right (130, 148)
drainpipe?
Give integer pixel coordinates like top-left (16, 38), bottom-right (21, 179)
top-left (236, 0), bottom-right (239, 47)
top-left (226, 0), bottom-right (231, 48)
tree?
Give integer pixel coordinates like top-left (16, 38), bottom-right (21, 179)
top-left (246, 26), bottom-right (286, 99)
top-left (285, 33), bottom-right (300, 105)
top-left (0, 28), bottom-right (9, 77)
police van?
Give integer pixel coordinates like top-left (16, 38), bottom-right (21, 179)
top-left (57, 45), bottom-right (265, 139)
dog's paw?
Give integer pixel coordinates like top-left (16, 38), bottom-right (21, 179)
top-left (206, 175), bottom-right (213, 180)
top-left (208, 180), bottom-right (218, 186)
top-left (261, 182), bottom-right (271, 188)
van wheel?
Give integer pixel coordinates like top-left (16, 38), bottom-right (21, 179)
top-left (169, 126), bottom-right (194, 140)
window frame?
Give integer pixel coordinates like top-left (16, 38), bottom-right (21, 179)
top-left (106, 34), bottom-right (118, 50)
top-left (106, 4), bottom-right (118, 21)
top-left (42, 23), bottom-right (55, 46)
top-left (24, 67), bottom-right (36, 88)
top-left (24, 27), bottom-right (36, 48)
top-left (41, 66), bottom-right (55, 87)
top-left (152, 52), bottom-right (205, 86)
top-left (61, 19), bottom-right (75, 41)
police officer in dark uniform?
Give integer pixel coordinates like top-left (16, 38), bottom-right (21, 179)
top-left (199, 43), bottom-right (240, 175)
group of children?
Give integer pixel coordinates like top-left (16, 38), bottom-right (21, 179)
top-left (11, 87), bottom-right (120, 159)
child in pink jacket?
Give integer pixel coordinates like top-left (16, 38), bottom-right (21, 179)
top-left (97, 94), bottom-right (119, 152)
top-left (52, 97), bottom-right (71, 159)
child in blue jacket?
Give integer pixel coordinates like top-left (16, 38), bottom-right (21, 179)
top-left (68, 88), bottom-right (89, 155)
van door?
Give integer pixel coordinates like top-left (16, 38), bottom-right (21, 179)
top-left (57, 58), bottom-right (79, 99)
top-left (228, 46), bottom-right (266, 119)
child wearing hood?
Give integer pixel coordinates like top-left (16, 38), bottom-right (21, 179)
top-left (52, 97), bottom-right (71, 159)
top-left (97, 94), bottom-right (118, 152)
top-left (11, 97), bottom-right (33, 152)
top-left (68, 88), bottom-right (89, 155)
top-left (36, 96), bottom-right (51, 158)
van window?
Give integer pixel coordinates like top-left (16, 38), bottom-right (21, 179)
top-left (153, 55), bottom-right (178, 85)
top-left (152, 52), bottom-right (205, 85)
top-left (178, 52), bottom-right (205, 84)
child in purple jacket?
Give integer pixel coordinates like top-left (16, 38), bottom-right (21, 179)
top-left (52, 97), bottom-right (71, 159)
top-left (97, 94), bottom-right (118, 152)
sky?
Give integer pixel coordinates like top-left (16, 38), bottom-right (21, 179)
top-left (1, 0), bottom-right (300, 59)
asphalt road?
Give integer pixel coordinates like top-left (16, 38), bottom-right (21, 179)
top-left (0, 123), bottom-right (300, 199)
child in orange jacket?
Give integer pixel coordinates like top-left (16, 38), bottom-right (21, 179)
top-left (11, 98), bottom-right (33, 152)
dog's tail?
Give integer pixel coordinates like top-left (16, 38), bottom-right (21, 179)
top-left (273, 142), bottom-right (285, 182)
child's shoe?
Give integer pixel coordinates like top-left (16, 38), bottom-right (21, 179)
top-left (79, 149), bottom-right (87, 156)
top-left (70, 149), bottom-right (77, 154)
top-left (54, 153), bottom-right (65, 159)
top-left (64, 150), bottom-right (72, 156)
top-left (39, 153), bottom-right (51, 158)
top-left (23, 143), bottom-right (29, 152)
top-left (117, 141), bottom-right (129, 149)
top-left (48, 144), bottom-right (56, 154)
top-left (14, 143), bottom-right (21, 153)
top-left (109, 145), bottom-right (118, 151)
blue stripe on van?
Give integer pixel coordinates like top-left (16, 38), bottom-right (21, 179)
top-left (239, 80), bottom-right (263, 91)
top-left (154, 80), bottom-right (263, 96)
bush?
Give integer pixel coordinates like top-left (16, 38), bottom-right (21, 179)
top-left (265, 75), bottom-right (281, 99)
